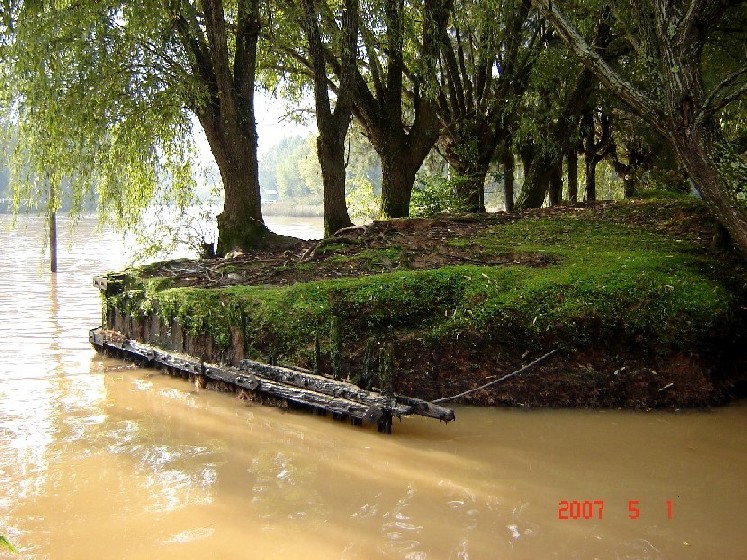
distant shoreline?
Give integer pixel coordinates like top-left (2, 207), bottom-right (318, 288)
top-left (261, 201), bottom-right (323, 217)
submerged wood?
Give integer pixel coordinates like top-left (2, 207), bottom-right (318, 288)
top-left (89, 327), bottom-right (455, 432)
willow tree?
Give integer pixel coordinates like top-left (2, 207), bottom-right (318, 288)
top-left (351, 0), bottom-right (452, 218)
top-left (435, 0), bottom-right (538, 212)
top-left (1, 0), bottom-right (278, 256)
top-left (533, 0), bottom-right (747, 253)
top-left (299, 0), bottom-right (357, 236)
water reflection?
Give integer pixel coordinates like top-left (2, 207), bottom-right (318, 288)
top-left (1, 215), bottom-right (746, 559)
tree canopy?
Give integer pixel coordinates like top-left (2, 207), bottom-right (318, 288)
top-left (532, 0), bottom-right (747, 252)
top-left (1, 0), bottom-right (275, 255)
top-left (1, 0), bottom-right (746, 255)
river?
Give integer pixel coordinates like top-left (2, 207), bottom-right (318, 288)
top-left (1, 215), bottom-right (746, 559)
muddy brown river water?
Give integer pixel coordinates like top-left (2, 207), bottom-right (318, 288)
top-left (1, 216), bottom-right (746, 559)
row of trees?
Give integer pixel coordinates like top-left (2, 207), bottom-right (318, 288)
top-left (0, 1), bottom-right (745, 254)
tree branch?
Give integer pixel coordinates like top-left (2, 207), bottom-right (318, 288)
top-left (234, 0), bottom-right (260, 111)
top-left (359, 23), bottom-right (385, 101)
top-left (533, 0), bottom-right (666, 136)
top-left (432, 348), bottom-right (559, 403)
top-left (702, 62), bottom-right (747, 118)
top-left (199, 0), bottom-right (236, 118)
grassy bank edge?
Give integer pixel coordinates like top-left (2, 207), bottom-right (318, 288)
top-left (103, 196), bottom-right (747, 407)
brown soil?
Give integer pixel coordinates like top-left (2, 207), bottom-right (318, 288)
top-left (139, 204), bottom-right (627, 289)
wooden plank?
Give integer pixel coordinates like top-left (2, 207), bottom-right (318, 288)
top-left (394, 395), bottom-right (456, 423)
top-left (88, 327), bottom-right (455, 431)
top-left (93, 276), bottom-right (108, 292)
top-left (239, 359), bottom-right (412, 417)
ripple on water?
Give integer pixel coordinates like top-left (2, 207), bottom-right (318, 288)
top-left (163, 526), bottom-right (215, 544)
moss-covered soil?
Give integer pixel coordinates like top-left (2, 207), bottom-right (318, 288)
top-left (104, 195), bottom-right (747, 408)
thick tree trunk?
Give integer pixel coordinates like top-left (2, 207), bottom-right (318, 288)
top-left (374, 128), bottom-right (439, 219)
top-left (567, 147), bottom-right (578, 203)
top-left (548, 161), bottom-right (563, 206)
top-left (448, 159), bottom-right (488, 212)
top-left (440, 121), bottom-right (496, 213)
top-left (515, 150), bottom-right (556, 208)
top-left (318, 133), bottom-right (353, 235)
top-left (349, 0), bottom-right (447, 219)
top-left (205, 121), bottom-right (268, 255)
top-left (674, 128), bottom-right (747, 253)
top-left (503, 147), bottom-right (515, 212)
top-left (380, 149), bottom-right (419, 217)
top-left (176, 0), bottom-right (269, 256)
top-left (362, 101), bottom-right (440, 219)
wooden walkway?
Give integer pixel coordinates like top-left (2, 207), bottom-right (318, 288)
top-left (89, 327), bottom-right (455, 433)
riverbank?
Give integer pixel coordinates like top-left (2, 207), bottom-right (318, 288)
top-left (100, 194), bottom-right (747, 408)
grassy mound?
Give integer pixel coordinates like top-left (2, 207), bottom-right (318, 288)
top-left (103, 195), bottom-right (747, 407)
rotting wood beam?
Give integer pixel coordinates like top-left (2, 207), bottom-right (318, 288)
top-left (89, 327), bottom-right (455, 433)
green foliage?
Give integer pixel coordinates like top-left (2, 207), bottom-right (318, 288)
top-left (258, 127), bottom-right (383, 216)
top-left (346, 176), bottom-right (380, 222)
top-left (1, 534), bottom-right (18, 553)
top-left (410, 175), bottom-right (472, 217)
top-left (129, 188), bottom-right (221, 262)
top-left (260, 135), bottom-right (321, 201)
top-left (1, 0), bottom-right (198, 230)
top-left (637, 168), bottom-right (690, 195)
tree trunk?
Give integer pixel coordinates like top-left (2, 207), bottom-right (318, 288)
top-left (584, 153), bottom-right (596, 202)
top-left (581, 106), bottom-right (612, 203)
top-left (318, 133), bottom-right (353, 235)
top-left (199, 106), bottom-right (268, 256)
top-left (448, 158), bottom-right (488, 212)
top-left (48, 176), bottom-right (57, 273)
top-left (380, 149), bottom-right (419, 218)
top-left (301, 0), bottom-right (355, 237)
top-left (455, 174), bottom-right (486, 213)
top-left (515, 72), bottom-right (593, 209)
top-left (349, 0), bottom-right (447, 219)
top-left (674, 127), bottom-right (747, 253)
top-left (175, 0), bottom-right (269, 256)
top-left (515, 150), bottom-right (556, 208)
top-left (549, 161), bottom-right (563, 205)
top-left (623, 179), bottom-right (635, 198)
top-left (503, 147), bottom-right (515, 212)
top-left (567, 146), bottom-right (578, 203)
top-left (440, 121), bottom-right (496, 213)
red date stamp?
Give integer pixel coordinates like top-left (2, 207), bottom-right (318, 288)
top-left (558, 499), bottom-right (673, 520)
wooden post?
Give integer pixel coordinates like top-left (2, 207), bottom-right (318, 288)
top-left (330, 315), bottom-right (342, 380)
top-left (48, 178), bottom-right (58, 273)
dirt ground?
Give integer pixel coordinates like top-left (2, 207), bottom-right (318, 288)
top-left (142, 200), bottom-right (723, 289)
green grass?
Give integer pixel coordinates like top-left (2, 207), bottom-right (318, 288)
top-left (107, 197), bottom-right (740, 364)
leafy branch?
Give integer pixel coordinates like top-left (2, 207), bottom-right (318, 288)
top-left (0, 535), bottom-right (18, 554)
